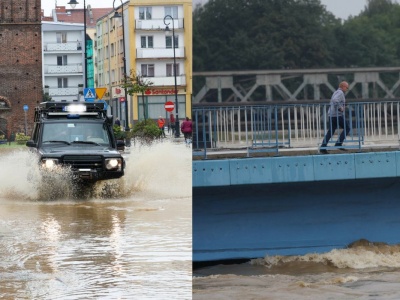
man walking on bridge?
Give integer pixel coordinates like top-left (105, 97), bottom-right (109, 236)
top-left (320, 81), bottom-right (350, 154)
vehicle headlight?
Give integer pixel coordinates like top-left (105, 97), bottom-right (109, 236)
top-left (105, 158), bottom-right (122, 171)
top-left (41, 158), bottom-right (59, 169)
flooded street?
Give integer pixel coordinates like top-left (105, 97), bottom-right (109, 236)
top-left (0, 140), bottom-right (192, 299)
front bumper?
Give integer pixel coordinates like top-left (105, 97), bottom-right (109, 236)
top-left (41, 155), bottom-right (124, 181)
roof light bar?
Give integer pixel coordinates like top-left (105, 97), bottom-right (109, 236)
top-left (63, 104), bottom-right (87, 113)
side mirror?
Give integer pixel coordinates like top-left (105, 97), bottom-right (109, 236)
top-left (26, 140), bottom-right (36, 147)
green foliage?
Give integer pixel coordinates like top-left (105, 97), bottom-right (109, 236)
top-left (113, 125), bottom-right (126, 140)
top-left (194, 0), bottom-right (340, 72)
top-left (0, 134), bottom-right (5, 140)
top-left (15, 132), bottom-right (30, 144)
top-left (121, 70), bottom-right (154, 120)
top-left (43, 88), bottom-right (52, 102)
top-left (193, 0), bottom-right (400, 72)
top-left (131, 119), bottom-right (162, 141)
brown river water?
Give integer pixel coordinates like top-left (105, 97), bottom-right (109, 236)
top-left (0, 140), bottom-right (191, 299)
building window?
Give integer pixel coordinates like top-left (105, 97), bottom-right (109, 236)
top-left (141, 36), bottom-right (154, 48)
top-left (139, 7), bottom-right (152, 20)
top-left (141, 64), bottom-right (154, 77)
top-left (111, 43), bottom-right (115, 57)
top-left (166, 63), bottom-right (179, 76)
top-left (57, 55), bottom-right (68, 66)
top-left (99, 73), bottom-right (103, 86)
top-left (164, 6), bottom-right (178, 19)
top-left (57, 78), bottom-right (68, 88)
top-left (166, 36), bottom-right (179, 48)
top-left (111, 70), bottom-right (115, 83)
top-left (56, 32), bottom-right (67, 43)
top-left (119, 40), bottom-right (124, 53)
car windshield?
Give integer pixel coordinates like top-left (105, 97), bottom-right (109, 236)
top-left (42, 122), bottom-right (111, 145)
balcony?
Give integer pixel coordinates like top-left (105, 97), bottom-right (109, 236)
top-left (135, 18), bottom-right (183, 30)
top-left (44, 42), bottom-right (82, 52)
top-left (141, 75), bottom-right (186, 86)
top-left (45, 64), bottom-right (83, 74)
top-left (48, 87), bottom-right (80, 96)
top-left (136, 47), bottom-right (185, 59)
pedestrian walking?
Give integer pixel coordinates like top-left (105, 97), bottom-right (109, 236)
top-left (180, 117), bottom-right (192, 145)
top-left (157, 116), bottom-right (166, 138)
top-left (169, 113), bottom-right (175, 135)
top-left (320, 81), bottom-right (351, 154)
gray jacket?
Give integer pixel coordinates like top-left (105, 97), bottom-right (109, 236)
top-left (328, 89), bottom-right (345, 117)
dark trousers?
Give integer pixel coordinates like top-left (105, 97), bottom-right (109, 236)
top-left (321, 116), bottom-right (350, 147)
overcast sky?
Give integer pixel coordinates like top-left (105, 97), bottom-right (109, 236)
top-left (320, 0), bottom-right (365, 19)
top-left (41, 0), bottom-right (113, 16)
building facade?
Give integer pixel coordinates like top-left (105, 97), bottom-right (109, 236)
top-left (0, 0), bottom-right (43, 138)
top-left (96, 0), bottom-right (192, 126)
top-left (42, 22), bottom-right (85, 102)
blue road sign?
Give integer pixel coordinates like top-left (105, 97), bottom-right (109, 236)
top-left (95, 100), bottom-right (108, 110)
top-left (84, 88), bottom-right (96, 101)
top-left (23, 105), bottom-right (29, 111)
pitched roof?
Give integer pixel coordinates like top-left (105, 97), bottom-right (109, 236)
top-left (48, 6), bottom-right (113, 27)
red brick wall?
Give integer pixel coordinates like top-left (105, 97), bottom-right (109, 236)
top-left (0, 0), bottom-right (42, 138)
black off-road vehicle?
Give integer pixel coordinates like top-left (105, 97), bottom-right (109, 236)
top-left (26, 102), bottom-right (125, 184)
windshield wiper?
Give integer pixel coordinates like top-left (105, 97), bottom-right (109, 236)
top-left (42, 140), bottom-right (71, 145)
top-left (71, 141), bottom-right (101, 146)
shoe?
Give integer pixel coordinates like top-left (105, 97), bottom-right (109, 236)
top-left (320, 149), bottom-right (328, 154)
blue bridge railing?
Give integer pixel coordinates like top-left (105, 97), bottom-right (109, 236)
top-left (192, 100), bottom-right (400, 158)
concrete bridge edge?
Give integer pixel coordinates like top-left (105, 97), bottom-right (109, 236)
top-left (193, 151), bottom-right (400, 187)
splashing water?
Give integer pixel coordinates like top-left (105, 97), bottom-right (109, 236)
top-left (0, 140), bottom-right (192, 201)
top-left (250, 239), bottom-right (400, 270)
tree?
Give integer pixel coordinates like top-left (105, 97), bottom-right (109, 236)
top-left (193, 0), bottom-right (340, 72)
top-left (334, 0), bottom-right (400, 67)
top-left (122, 71), bottom-right (153, 121)
top-left (43, 86), bottom-right (52, 102)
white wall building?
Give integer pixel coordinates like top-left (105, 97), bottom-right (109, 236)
top-left (42, 22), bottom-right (85, 102)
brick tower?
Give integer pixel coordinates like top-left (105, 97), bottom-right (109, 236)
top-left (0, 0), bottom-right (42, 138)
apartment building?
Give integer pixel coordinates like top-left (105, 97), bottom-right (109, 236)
top-left (96, 0), bottom-right (192, 126)
top-left (42, 6), bottom-right (113, 101)
top-left (42, 22), bottom-right (85, 102)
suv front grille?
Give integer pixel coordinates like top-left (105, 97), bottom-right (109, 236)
top-left (62, 155), bottom-right (103, 170)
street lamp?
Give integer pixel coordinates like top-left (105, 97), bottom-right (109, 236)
top-left (112, 0), bottom-right (129, 132)
top-left (164, 15), bottom-right (180, 138)
top-left (67, 0), bottom-right (88, 88)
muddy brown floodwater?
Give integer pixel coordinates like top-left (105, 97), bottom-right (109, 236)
top-left (0, 140), bottom-right (192, 299)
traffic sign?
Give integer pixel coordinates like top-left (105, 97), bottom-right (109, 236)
top-left (96, 87), bottom-right (107, 99)
top-left (84, 88), bottom-right (96, 101)
top-left (97, 100), bottom-right (108, 110)
top-left (23, 105), bottom-right (29, 111)
top-left (164, 101), bottom-right (174, 112)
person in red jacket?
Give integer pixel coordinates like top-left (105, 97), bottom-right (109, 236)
top-left (169, 113), bottom-right (175, 135)
top-left (157, 116), bottom-right (166, 137)
top-left (180, 117), bottom-right (192, 142)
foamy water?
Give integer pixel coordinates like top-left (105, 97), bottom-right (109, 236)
top-left (0, 140), bottom-right (192, 201)
top-left (193, 240), bottom-right (400, 299)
